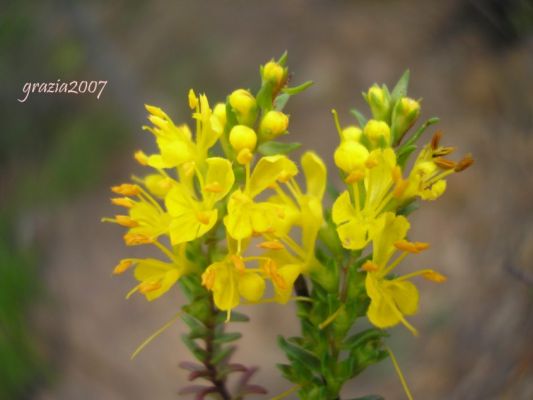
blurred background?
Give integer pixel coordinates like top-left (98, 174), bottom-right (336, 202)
top-left (1, 0), bottom-right (533, 399)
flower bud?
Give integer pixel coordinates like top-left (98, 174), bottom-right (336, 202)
top-left (229, 125), bottom-right (257, 153)
top-left (259, 110), bottom-right (289, 140)
top-left (341, 126), bottom-right (362, 142)
top-left (363, 119), bottom-right (391, 148)
top-left (213, 103), bottom-right (227, 126)
top-left (334, 141), bottom-right (369, 173)
top-left (393, 97), bottom-right (420, 141)
top-left (262, 60), bottom-right (286, 87)
top-left (365, 85), bottom-right (390, 121)
top-left (229, 89), bottom-right (257, 126)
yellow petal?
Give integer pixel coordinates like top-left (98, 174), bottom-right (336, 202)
top-left (249, 155), bottom-right (298, 197)
top-left (203, 157), bottom-right (235, 203)
top-left (382, 279), bottom-right (419, 316)
top-left (370, 212), bottom-right (410, 267)
top-left (301, 151), bottom-right (326, 199)
top-left (273, 264), bottom-right (301, 304)
top-left (210, 262), bottom-right (240, 311)
top-left (332, 191), bottom-right (354, 225)
top-left (168, 209), bottom-right (217, 245)
top-left (337, 218), bottom-right (370, 250)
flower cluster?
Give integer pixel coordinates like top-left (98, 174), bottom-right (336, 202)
top-left (104, 55), bottom-right (473, 399)
top-left (331, 81), bottom-right (472, 334)
top-left (105, 55), bottom-right (324, 317)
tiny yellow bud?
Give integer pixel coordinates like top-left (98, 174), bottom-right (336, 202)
top-left (111, 197), bottom-right (135, 208)
top-left (334, 141), bottom-right (369, 173)
top-left (341, 126), bottom-right (362, 142)
top-left (196, 211), bottom-right (212, 225)
top-left (229, 89), bottom-right (257, 125)
top-left (434, 157), bottom-right (457, 170)
top-left (203, 181), bottom-right (223, 193)
top-left (262, 60), bottom-right (286, 86)
top-left (111, 183), bottom-right (141, 196)
top-left (259, 110), bottom-right (289, 139)
top-left (202, 268), bottom-right (216, 290)
top-left (213, 103), bottom-right (227, 126)
top-left (258, 240), bottom-right (284, 250)
top-left (230, 255), bottom-right (246, 273)
top-left (422, 270), bottom-right (447, 283)
top-left (145, 104), bottom-right (166, 119)
top-left (134, 150), bottom-right (148, 165)
top-left (366, 85), bottom-right (390, 121)
top-left (455, 153), bottom-right (474, 172)
top-left (123, 233), bottom-right (153, 246)
top-left (188, 89), bottom-right (198, 109)
top-left (229, 125), bottom-right (257, 152)
top-left (394, 240), bottom-right (430, 253)
top-left (393, 97), bottom-right (420, 141)
top-left (139, 281), bottom-right (162, 293)
top-left (236, 148), bottom-right (253, 165)
top-left (114, 215), bottom-right (139, 228)
top-left (113, 259), bottom-right (133, 275)
top-left (363, 119), bottom-right (391, 147)
top-left (362, 261), bottom-right (379, 272)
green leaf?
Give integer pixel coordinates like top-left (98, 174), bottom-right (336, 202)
top-left (390, 69), bottom-right (410, 103)
top-left (274, 93), bottom-right (290, 111)
top-left (182, 335), bottom-right (207, 361)
top-left (278, 51), bottom-right (288, 66)
top-left (256, 80), bottom-right (274, 111)
top-left (283, 80), bottom-right (313, 95)
top-left (213, 332), bottom-right (242, 344)
top-left (278, 336), bottom-right (321, 372)
top-left (397, 199), bottom-right (419, 216)
top-left (349, 108), bottom-right (367, 128)
top-left (396, 144), bottom-right (417, 168)
top-left (400, 116), bottom-right (439, 148)
top-left (342, 328), bottom-right (388, 351)
top-left (181, 314), bottom-right (207, 339)
top-left (212, 345), bottom-right (236, 365)
top-left (258, 141), bottom-right (301, 156)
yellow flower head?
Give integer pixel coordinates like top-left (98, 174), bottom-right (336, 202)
top-left (364, 213), bottom-right (446, 335)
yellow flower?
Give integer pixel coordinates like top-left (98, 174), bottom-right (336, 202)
top-left (363, 212), bottom-right (446, 335)
top-left (125, 257), bottom-right (186, 301)
top-left (143, 92), bottom-right (222, 169)
top-left (165, 157), bottom-right (234, 245)
top-left (105, 184), bottom-right (171, 245)
top-left (223, 155), bottom-right (297, 241)
top-left (333, 148), bottom-right (398, 250)
top-left (394, 132), bottom-right (474, 202)
top-left (202, 255), bottom-right (265, 313)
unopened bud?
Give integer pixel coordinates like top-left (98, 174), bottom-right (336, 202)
top-left (341, 126), bottom-right (362, 142)
top-left (393, 97), bottom-right (420, 141)
top-left (259, 110), bottom-right (289, 140)
top-left (144, 174), bottom-right (172, 198)
top-left (334, 141), bottom-right (369, 173)
top-left (229, 89), bottom-right (257, 126)
top-left (365, 85), bottom-right (390, 121)
top-left (262, 61), bottom-right (286, 87)
top-left (363, 119), bottom-right (391, 147)
top-left (229, 125), bottom-right (257, 154)
top-left (213, 103), bottom-right (227, 127)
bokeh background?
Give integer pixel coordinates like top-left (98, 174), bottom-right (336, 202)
top-left (2, 0), bottom-right (533, 399)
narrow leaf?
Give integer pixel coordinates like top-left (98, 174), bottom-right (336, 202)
top-left (258, 141), bottom-right (301, 156)
top-left (350, 108), bottom-right (367, 127)
top-left (213, 332), bottom-right (242, 344)
top-left (274, 93), bottom-right (290, 111)
top-left (283, 80), bottom-right (313, 95)
top-left (390, 69), bottom-right (410, 102)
